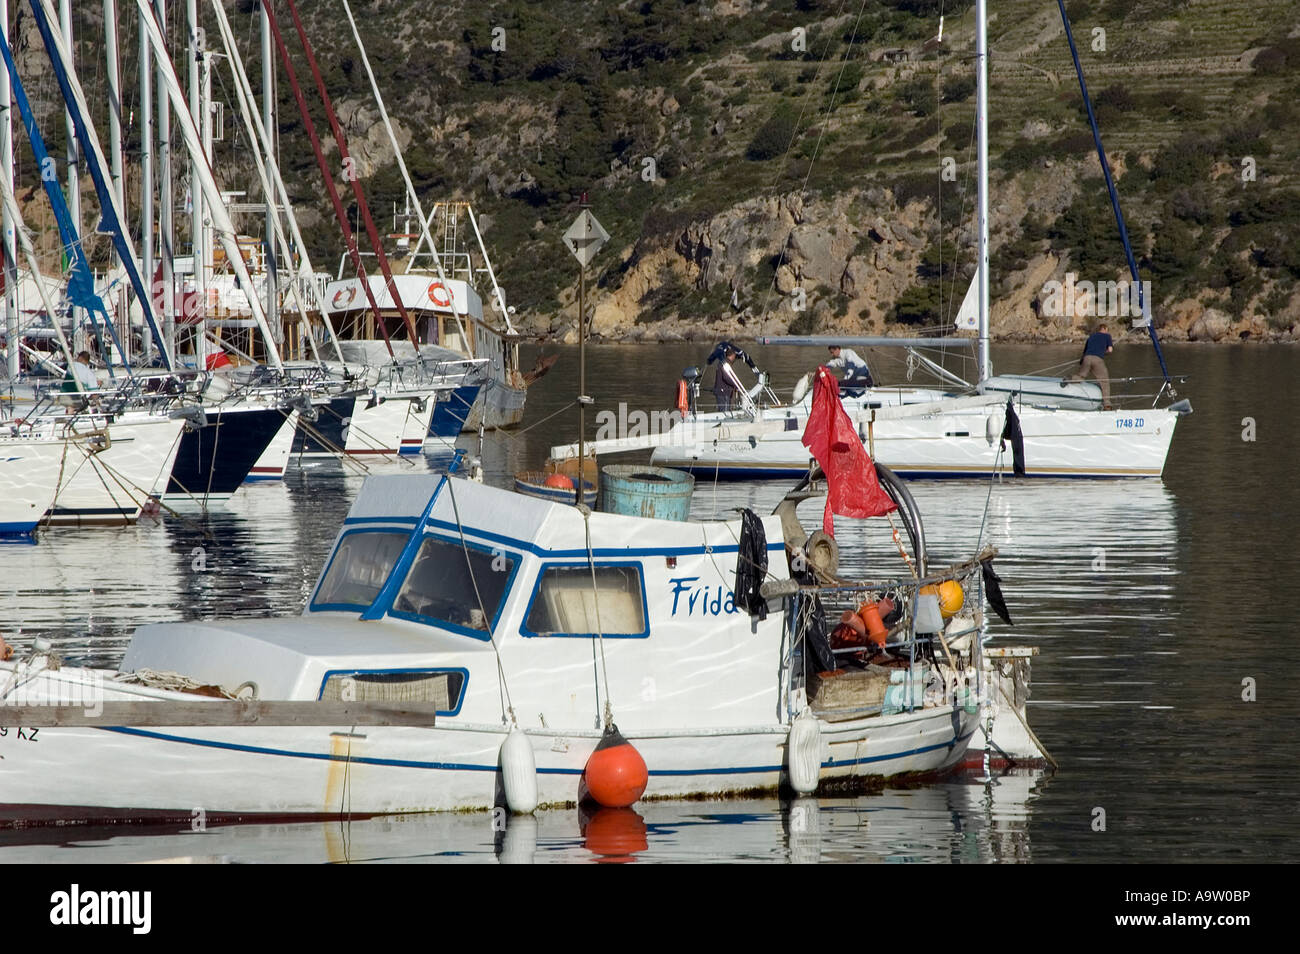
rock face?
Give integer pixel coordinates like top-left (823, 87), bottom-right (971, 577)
top-left (1188, 309), bottom-right (1232, 342)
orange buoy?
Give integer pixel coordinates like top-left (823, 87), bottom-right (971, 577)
top-left (921, 581), bottom-right (965, 618)
top-left (857, 602), bottom-right (889, 646)
top-left (581, 724), bottom-right (648, 809)
top-left (675, 379), bottom-right (689, 417)
top-left (542, 473), bottom-right (574, 490)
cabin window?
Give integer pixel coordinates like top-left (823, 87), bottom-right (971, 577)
top-left (313, 531), bottom-right (408, 610)
top-left (523, 565), bottom-right (648, 638)
top-left (392, 535), bottom-right (515, 634)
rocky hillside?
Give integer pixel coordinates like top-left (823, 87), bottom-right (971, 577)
top-left (10, 0), bottom-right (1300, 344)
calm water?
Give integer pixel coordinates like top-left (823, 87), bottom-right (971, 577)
top-left (1, 341), bottom-right (1296, 863)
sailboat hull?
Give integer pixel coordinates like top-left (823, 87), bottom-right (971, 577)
top-left (651, 405), bottom-right (1178, 479)
top-left (165, 406), bottom-right (288, 507)
top-left (43, 414), bottom-right (186, 526)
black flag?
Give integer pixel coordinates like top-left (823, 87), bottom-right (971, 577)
top-left (1000, 398), bottom-right (1026, 477)
top-left (982, 560), bottom-right (1013, 626)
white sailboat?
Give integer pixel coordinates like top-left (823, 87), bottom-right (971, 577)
top-left (569, 0), bottom-right (1189, 480)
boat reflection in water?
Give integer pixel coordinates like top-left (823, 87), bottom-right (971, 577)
top-left (0, 768), bottom-right (1049, 864)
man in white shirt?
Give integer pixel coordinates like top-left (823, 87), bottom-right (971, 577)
top-left (826, 345), bottom-right (874, 396)
top-left (61, 351), bottom-right (99, 393)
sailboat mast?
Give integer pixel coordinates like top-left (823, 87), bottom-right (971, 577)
top-left (186, 0), bottom-right (206, 367)
top-left (210, 0), bottom-right (342, 365)
top-left (0, 0), bottom-right (15, 380)
top-left (104, 0), bottom-right (127, 360)
top-left (261, 3), bottom-right (278, 355)
top-left (132, 0), bottom-right (284, 371)
top-left (154, 0), bottom-right (175, 361)
top-left (975, 0), bottom-right (991, 383)
top-left (139, 0), bottom-right (154, 361)
top-left (59, 0), bottom-right (80, 331)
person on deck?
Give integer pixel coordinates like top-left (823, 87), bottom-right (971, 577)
top-left (711, 345), bottom-right (742, 413)
top-left (1068, 322), bottom-right (1113, 409)
top-left (826, 344), bottom-right (874, 396)
top-left (61, 351), bottom-right (99, 393)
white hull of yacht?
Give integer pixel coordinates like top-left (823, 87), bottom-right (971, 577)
top-left (650, 404), bottom-right (1178, 479)
top-left (41, 415), bottom-right (186, 526)
top-left (246, 410), bottom-right (300, 483)
top-left (0, 435), bottom-right (64, 534)
top-left (0, 662), bottom-right (976, 819)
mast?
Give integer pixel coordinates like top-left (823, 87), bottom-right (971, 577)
top-left (975, 0), bottom-right (990, 383)
top-left (139, 0), bottom-right (154, 361)
top-left (282, 0), bottom-right (420, 351)
top-left (59, 0), bottom-right (80, 332)
top-left (211, 0), bottom-right (343, 365)
top-left (1, 18), bottom-right (142, 373)
top-left (209, 0), bottom-right (321, 366)
top-left (104, 0), bottom-right (128, 361)
top-left (154, 0), bottom-right (175, 360)
top-left (0, 0), bottom-right (16, 380)
top-left (132, 0), bottom-right (284, 371)
top-left (261, 0), bottom-right (398, 360)
top-left (186, 0), bottom-right (206, 367)
top-left (261, 1), bottom-right (277, 354)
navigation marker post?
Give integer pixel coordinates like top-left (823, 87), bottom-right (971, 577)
top-left (562, 197), bottom-right (609, 505)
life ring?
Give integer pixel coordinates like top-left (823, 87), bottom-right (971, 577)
top-left (426, 281), bottom-right (453, 308)
top-left (675, 379), bottom-right (689, 417)
top-left (331, 286), bottom-right (357, 309)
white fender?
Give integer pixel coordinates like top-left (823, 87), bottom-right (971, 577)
top-left (787, 708), bottom-right (822, 795)
top-left (500, 726), bottom-right (538, 814)
top-left (985, 414), bottom-right (999, 447)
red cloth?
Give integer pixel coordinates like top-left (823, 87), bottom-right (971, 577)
top-left (801, 365), bottom-right (896, 535)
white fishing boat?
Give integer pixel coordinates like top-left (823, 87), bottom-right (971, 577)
top-left (0, 376), bottom-right (1044, 823)
top-left (322, 203), bottom-right (531, 432)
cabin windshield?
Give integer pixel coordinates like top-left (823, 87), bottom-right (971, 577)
top-left (392, 535), bottom-right (515, 633)
top-left (313, 531), bottom-right (408, 610)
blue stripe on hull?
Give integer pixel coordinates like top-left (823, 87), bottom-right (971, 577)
top-left (99, 725), bottom-right (970, 777)
top-left (428, 385), bottom-right (480, 439)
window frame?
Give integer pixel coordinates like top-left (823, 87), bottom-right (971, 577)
top-left (386, 532), bottom-right (522, 641)
top-left (519, 560), bottom-right (650, 640)
top-left (317, 667), bottom-right (470, 717)
top-left (310, 528), bottom-right (410, 614)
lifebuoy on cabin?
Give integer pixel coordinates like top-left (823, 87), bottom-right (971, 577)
top-left (426, 281), bottom-right (453, 308)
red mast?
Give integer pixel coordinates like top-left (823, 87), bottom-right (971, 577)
top-left (262, 1), bottom-right (399, 359)
top-left (281, 0), bottom-right (421, 352)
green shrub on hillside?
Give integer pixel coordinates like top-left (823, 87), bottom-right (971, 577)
top-left (746, 108), bottom-right (800, 161)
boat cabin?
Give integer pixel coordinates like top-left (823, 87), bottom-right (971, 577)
top-left (125, 474), bottom-right (793, 733)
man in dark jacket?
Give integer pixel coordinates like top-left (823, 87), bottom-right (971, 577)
top-left (1069, 322), bottom-right (1113, 409)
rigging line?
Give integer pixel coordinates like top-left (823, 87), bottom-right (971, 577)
top-left (443, 475), bottom-right (517, 726)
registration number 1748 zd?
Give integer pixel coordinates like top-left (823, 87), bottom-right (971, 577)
top-left (1115, 417), bottom-right (1145, 429)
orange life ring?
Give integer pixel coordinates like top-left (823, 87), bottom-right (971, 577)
top-left (331, 286), bottom-right (357, 309)
top-left (426, 281), bottom-right (453, 308)
top-left (675, 379), bottom-right (689, 417)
